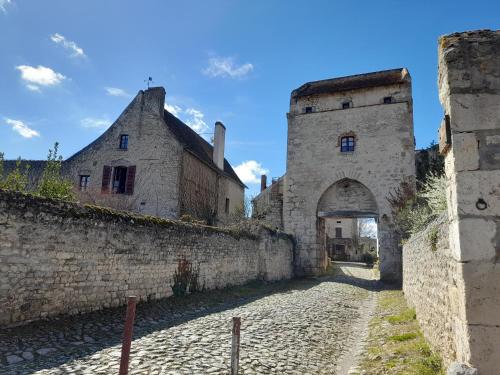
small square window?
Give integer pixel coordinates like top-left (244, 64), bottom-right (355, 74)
top-left (341, 136), bottom-right (355, 152)
top-left (79, 175), bottom-right (90, 191)
top-left (119, 135), bottom-right (129, 150)
top-left (383, 96), bottom-right (393, 104)
top-left (305, 106), bottom-right (313, 114)
top-left (336, 220), bottom-right (342, 224)
top-left (342, 102), bottom-right (351, 109)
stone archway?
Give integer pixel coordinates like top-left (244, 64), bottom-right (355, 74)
top-left (316, 178), bottom-right (380, 273)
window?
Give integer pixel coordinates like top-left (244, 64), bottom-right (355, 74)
top-left (305, 106), bottom-right (313, 114)
top-left (119, 134), bottom-right (129, 150)
top-left (335, 227), bottom-right (342, 238)
top-left (342, 101), bottom-right (351, 109)
top-left (341, 136), bottom-right (355, 152)
top-left (225, 198), bottom-right (230, 214)
top-left (383, 96), bottom-right (393, 104)
top-left (112, 167), bottom-right (128, 194)
top-left (79, 175), bottom-right (90, 191)
top-left (336, 220), bottom-right (341, 224)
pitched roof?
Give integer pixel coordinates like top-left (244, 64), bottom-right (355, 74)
top-left (163, 110), bottom-right (245, 188)
top-left (291, 68), bottom-right (411, 99)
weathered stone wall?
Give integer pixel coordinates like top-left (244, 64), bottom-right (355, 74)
top-left (403, 215), bottom-right (459, 365)
top-left (65, 87), bottom-right (184, 219)
top-left (284, 77), bottom-right (415, 280)
top-left (437, 29), bottom-right (500, 374)
top-left (0, 190), bottom-right (294, 327)
top-left (252, 177), bottom-right (284, 230)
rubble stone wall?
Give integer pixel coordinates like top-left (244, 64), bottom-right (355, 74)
top-left (403, 215), bottom-right (459, 365)
top-left (0, 190), bottom-right (294, 327)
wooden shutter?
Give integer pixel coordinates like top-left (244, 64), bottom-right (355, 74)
top-left (125, 166), bottom-right (136, 195)
top-left (101, 165), bottom-right (112, 193)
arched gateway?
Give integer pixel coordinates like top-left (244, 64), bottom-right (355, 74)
top-left (282, 69), bottom-right (415, 281)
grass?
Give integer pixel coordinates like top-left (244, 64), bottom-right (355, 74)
top-left (358, 290), bottom-right (444, 375)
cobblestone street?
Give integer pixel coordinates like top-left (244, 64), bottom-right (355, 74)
top-left (1, 265), bottom-right (377, 375)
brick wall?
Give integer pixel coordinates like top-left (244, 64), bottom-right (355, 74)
top-left (0, 190), bottom-right (294, 327)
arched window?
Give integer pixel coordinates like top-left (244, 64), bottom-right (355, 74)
top-left (341, 136), bottom-right (355, 152)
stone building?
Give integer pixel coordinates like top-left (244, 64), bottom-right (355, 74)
top-left (254, 68), bottom-right (415, 280)
top-left (5, 87), bottom-right (245, 224)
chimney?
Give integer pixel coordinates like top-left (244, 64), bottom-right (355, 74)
top-left (261, 174), bottom-right (267, 192)
top-left (142, 87), bottom-right (165, 117)
top-left (213, 121), bottom-right (226, 170)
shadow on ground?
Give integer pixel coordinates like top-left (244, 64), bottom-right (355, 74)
top-left (1, 265), bottom-right (399, 374)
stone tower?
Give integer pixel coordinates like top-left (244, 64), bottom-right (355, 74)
top-left (283, 69), bottom-right (415, 280)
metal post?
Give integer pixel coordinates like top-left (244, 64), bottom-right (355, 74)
top-left (119, 296), bottom-right (137, 375)
top-left (231, 317), bottom-right (241, 375)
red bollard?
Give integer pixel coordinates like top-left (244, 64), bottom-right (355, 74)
top-left (231, 317), bottom-right (241, 375)
top-left (119, 296), bottom-right (137, 375)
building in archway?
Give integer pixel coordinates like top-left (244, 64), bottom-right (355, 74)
top-left (253, 68), bottom-right (415, 281)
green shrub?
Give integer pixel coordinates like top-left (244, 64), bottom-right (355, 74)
top-left (1, 157), bottom-right (30, 192)
top-left (36, 142), bottom-right (75, 201)
top-left (388, 172), bottom-right (446, 239)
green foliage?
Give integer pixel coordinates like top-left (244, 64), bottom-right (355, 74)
top-left (1, 157), bottom-right (30, 192)
top-left (416, 141), bottom-right (444, 184)
top-left (389, 332), bottom-right (418, 342)
top-left (37, 142), bottom-right (75, 201)
top-left (428, 226), bottom-right (439, 251)
top-left (387, 308), bottom-right (417, 324)
top-left (388, 172), bottom-right (447, 239)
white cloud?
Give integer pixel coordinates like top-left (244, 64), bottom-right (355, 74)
top-left (164, 102), bottom-right (182, 117)
top-left (50, 33), bottom-right (86, 58)
top-left (184, 108), bottom-right (209, 133)
top-left (234, 160), bottom-right (269, 184)
top-left (81, 117), bottom-right (111, 130)
top-left (105, 87), bottom-right (129, 97)
top-left (0, 0), bottom-right (12, 13)
top-left (202, 56), bottom-right (254, 79)
top-left (15, 65), bottom-right (66, 91)
top-left (5, 118), bottom-right (40, 138)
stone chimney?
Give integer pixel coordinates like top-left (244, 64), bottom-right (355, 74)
top-left (213, 121), bottom-right (226, 170)
top-left (261, 175), bottom-right (267, 192)
top-left (142, 87), bottom-right (165, 117)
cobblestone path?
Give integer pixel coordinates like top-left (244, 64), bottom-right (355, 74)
top-left (1, 265), bottom-right (377, 375)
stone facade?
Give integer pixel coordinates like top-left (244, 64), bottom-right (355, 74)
top-left (404, 29), bottom-right (500, 374)
top-left (0, 190), bottom-right (293, 327)
top-left (6, 87), bottom-right (245, 225)
top-left (283, 69), bottom-right (415, 280)
top-left (252, 176), bottom-right (284, 229)
top-left (438, 29), bottom-right (500, 374)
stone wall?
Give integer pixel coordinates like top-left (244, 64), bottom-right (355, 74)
top-left (0, 190), bottom-right (294, 327)
top-left (403, 215), bottom-right (459, 365)
top-left (252, 177), bottom-right (284, 230)
top-left (403, 29), bottom-right (500, 374)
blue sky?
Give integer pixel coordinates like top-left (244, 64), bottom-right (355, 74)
top-left (1, 0), bottom-right (499, 196)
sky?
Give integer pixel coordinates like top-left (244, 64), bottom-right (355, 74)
top-left (0, 0), bottom-right (499, 197)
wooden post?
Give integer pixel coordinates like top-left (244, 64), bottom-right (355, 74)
top-left (119, 296), bottom-right (137, 375)
top-left (231, 317), bottom-right (241, 375)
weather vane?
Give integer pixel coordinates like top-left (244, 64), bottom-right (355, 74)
top-left (144, 76), bottom-right (153, 89)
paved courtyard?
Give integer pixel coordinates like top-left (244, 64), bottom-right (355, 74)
top-left (1, 265), bottom-right (377, 375)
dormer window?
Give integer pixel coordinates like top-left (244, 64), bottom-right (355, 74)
top-left (119, 134), bottom-right (129, 150)
top-left (383, 96), bottom-right (393, 104)
top-left (342, 101), bottom-right (351, 109)
top-left (341, 136), bottom-right (355, 152)
top-left (304, 106), bottom-right (313, 114)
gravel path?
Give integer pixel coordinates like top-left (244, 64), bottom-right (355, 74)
top-left (1, 265), bottom-right (377, 375)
